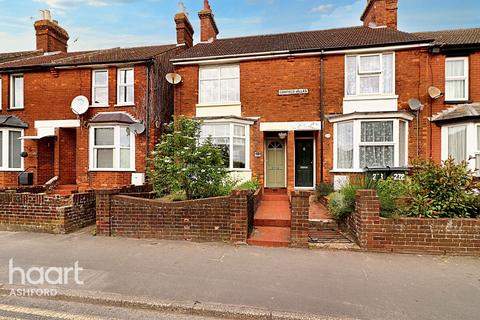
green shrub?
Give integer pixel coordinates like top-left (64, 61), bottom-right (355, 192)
top-left (407, 158), bottom-right (478, 218)
top-left (236, 179), bottom-right (261, 192)
top-left (315, 183), bottom-right (334, 201)
top-left (375, 178), bottom-right (410, 217)
top-left (149, 117), bottom-right (229, 200)
top-left (327, 192), bottom-right (349, 220)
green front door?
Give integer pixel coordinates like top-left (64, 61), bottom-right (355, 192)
top-left (266, 140), bottom-right (285, 188)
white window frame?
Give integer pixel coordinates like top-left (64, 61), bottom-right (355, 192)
top-left (441, 122), bottom-right (479, 174)
top-left (345, 52), bottom-right (395, 97)
top-left (0, 128), bottom-right (24, 171)
top-left (92, 69), bottom-right (109, 107)
top-left (198, 64), bottom-right (240, 106)
top-left (10, 74), bottom-right (24, 110)
top-left (89, 124), bottom-right (135, 171)
top-left (116, 68), bottom-right (134, 106)
top-left (199, 121), bottom-right (250, 171)
top-left (445, 56), bottom-right (469, 102)
top-left (333, 119), bottom-right (408, 172)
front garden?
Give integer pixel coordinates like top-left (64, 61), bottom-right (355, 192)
top-left (323, 158), bottom-right (479, 220)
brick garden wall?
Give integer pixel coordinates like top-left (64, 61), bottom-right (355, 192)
top-left (347, 190), bottom-right (480, 255)
top-left (96, 188), bottom-right (259, 244)
top-left (290, 191), bottom-right (310, 248)
top-left (0, 190), bottom-right (95, 234)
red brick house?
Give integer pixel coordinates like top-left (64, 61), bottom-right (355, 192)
top-left (0, 10), bottom-right (193, 192)
top-left (173, 0), bottom-right (444, 193)
top-left (414, 29), bottom-right (480, 175)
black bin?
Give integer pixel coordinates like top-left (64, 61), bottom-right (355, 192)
top-left (18, 172), bottom-right (34, 186)
top-left (365, 167), bottom-right (410, 181)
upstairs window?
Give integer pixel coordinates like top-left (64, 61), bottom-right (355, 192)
top-left (10, 74), bottom-right (24, 109)
top-left (117, 68), bottom-right (134, 105)
top-left (92, 69), bottom-right (108, 106)
top-left (199, 65), bottom-right (240, 105)
top-left (445, 57), bottom-right (468, 101)
top-left (345, 53), bottom-right (394, 96)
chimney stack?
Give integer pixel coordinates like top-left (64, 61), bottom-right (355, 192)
top-left (361, 0), bottom-right (398, 30)
top-left (34, 10), bottom-right (70, 53)
top-left (198, 0), bottom-right (219, 43)
top-left (175, 6), bottom-right (194, 48)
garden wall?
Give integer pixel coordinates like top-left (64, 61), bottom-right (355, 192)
top-left (0, 191), bottom-right (96, 234)
top-left (347, 190), bottom-right (480, 255)
top-left (96, 188), bottom-right (260, 243)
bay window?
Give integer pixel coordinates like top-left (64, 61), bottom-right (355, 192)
top-left (476, 125), bottom-right (480, 175)
top-left (334, 119), bottom-right (408, 171)
top-left (92, 69), bottom-right (108, 106)
top-left (445, 57), bottom-right (468, 101)
top-left (447, 125), bottom-right (467, 163)
top-left (117, 68), bottom-right (134, 105)
top-left (199, 65), bottom-right (240, 105)
top-left (345, 53), bottom-right (394, 96)
top-left (0, 128), bottom-right (23, 170)
top-left (441, 122), bottom-right (480, 174)
top-left (200, 122), bottom-right (249, 170)
top-left (10, 74), bottom-right (24, 109)
top-left (90, 125), bottom-right (134, 171)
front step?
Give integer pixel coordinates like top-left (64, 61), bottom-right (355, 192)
top-left (254, 200), bottom-right (291, 227)
top-left (262, 194), bottom-right (289, 202)
top-left (49, 185), bottom-right (78, 197)
top-left (247, 226), bottom-right (291, 247)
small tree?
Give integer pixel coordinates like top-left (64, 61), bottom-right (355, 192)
top-left (149, 117), bottom-right (228, 200)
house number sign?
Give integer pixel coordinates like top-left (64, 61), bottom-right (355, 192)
top-left (278, 89), bottom-right (309, 96)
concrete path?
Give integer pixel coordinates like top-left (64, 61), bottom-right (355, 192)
top-left (0, 229), bottom-right (478, 320)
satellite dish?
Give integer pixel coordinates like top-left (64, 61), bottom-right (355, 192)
top-left (408, 98), bottom-right (424, 111)
top-left (130, 122), bottom-right (146, 135)
top-left (71, 96), bottom-right (90, 115)
top-left (428, 86), bottom-right (443, 99)
top-left (165, 73), bottom-right (182, 85)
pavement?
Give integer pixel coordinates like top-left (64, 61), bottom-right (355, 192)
top-left (0, 229), bottom-right (478, 320)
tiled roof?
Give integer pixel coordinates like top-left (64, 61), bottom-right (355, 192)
top-left (0, 50), bottom-right (43, 63)
top-left (431, 103), bottom-right (480, 122)
top-left (90, 112), bottom-right (138, 124)
top-left (173, 26), bottom-right (429, 61)
top-left (414, 28), bottom-right (480, 46)
top-left (0, 115), bottom-right (28, 128)
top-left (0, 44), bottom-right (176, 70)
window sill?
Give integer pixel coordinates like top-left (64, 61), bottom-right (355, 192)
top-left (7, 107), bottom-right (24, 111)
top-left (196, 102), bottom-right (241, 108)
top-left (444, 100), bottom-right (471, 104)
top-left (114, 104), bottom-right (135, 107)
top-left (330, 169), bottom-right (366, 173)
top-left (91, 104), bottom-right (110, 108)
top-left (228, 168), bottom-right (251, 172)
top-left (343, 95), bottom-right (398, 101)
top-left (0, 169), bottom-right (24, 172)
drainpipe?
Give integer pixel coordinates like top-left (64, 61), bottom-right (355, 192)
top-left (145, 60), bottom-right (153, 174)
top-left (319, 51), bottom-right (325, 183)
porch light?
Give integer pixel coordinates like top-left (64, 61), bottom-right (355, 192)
top-left (278, 132), bottom-right (287, 140)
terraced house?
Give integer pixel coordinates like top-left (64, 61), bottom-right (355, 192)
top-left (0, 10), bottom-right (193, 193)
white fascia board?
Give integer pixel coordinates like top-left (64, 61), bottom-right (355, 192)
top-left (35, 119), bottom-right (81, 128)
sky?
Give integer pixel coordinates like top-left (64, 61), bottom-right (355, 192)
top-left (0, 0), bottom-right (479, 53)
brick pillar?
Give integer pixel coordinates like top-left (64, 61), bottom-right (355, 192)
top-left (353, 190), bottom-right (381, 247)
top-left (230, 190), bottom-right (250, 244)
top-left (287, 131), bottom-right (295, 193)
top-left (95, 189), bottom-right (119, 236)
top-left (290, 191), bottom-right (310, 248)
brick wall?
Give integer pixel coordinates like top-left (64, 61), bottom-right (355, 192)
top-left (290, 191), bottom-right (310, 248)
top-left (0, 190), bottom-right (95, 234)
top-left (347, 190), bottom-right (480, 255)
top-left (96, 187), bottom-right (259, 244)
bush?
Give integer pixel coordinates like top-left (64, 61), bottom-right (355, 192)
top-left (327, 181), bottom-right (363, 220)
top-left (407, 158), bottom-right (479, 218)
top-left (149, 117), bottom-right (229, 200)
top-left (375, 178), bottom-right (410, 217)
top-left (236, 179), bottom-right (261, 192)
top-left (315, 183), bottom-right (334, 201)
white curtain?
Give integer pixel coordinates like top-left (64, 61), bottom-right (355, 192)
top-left (346, 56), bottom-right (357, 95)
top-left (360, 121), bottom-right (394, 168)
top-left (448, 126), bottom-right (467, 163)
top-left (446, 59), bottom-right (466, 100)
top-left (337, 122), bottom-right (353, 169)
top-left (359, 55), bottom-right (381, 72)
top-left (399, 121), bottom-right (407, 167)
top-left (360, 76), bottom-right (380, 94)
top-left (383, 53), bottom-right (394, 94)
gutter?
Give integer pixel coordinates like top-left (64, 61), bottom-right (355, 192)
top-left (172, 42), bottom-right (433, 65)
